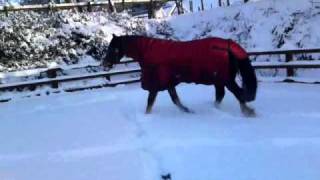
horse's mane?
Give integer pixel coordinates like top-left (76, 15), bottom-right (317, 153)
top-left (120, 35), bottom-right (170, 45)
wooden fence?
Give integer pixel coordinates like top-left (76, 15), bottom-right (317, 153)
top-left (0, 48), bottom-right (320, 102)
top-left (0, 0), bottom-right (162, 16)
top-left (248, 48), bottom-right (320, 76)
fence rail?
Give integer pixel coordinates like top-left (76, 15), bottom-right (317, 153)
top-left (0, 48), bottom-right (320, 102)
top-left (248, 48), bottom-right (320, 76)
top-left (0, 0), bottom-right (161, 15)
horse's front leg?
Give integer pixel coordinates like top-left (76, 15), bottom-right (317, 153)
top-left (146, 91), bottom-right (158, 114)
top-left (168, 87), bottom-right (193, 113)
top-left (226, 81), bottom-right (256, 117)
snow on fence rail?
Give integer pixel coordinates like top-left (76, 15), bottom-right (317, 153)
top-left (0, 48), bottom-right (320, 102)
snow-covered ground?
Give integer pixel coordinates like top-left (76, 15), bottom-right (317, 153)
top-left (1, 0), bottom-right (320, 179)
top-left (1, 82), bottom-right (320, 180)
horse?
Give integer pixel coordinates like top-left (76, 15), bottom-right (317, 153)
top-left (102, 35), bottom-right (257, 117)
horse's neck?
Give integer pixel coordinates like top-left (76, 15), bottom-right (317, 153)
top-left (123, 36), bottom-right (148, 61)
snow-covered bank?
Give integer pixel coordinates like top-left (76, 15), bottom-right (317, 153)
top-left (0, 82), bottom-right (320, 180)
top-left (0, 11), bottom-right (145, 72)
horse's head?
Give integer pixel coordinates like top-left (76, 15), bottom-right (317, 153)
top-left (102, 34), bottom-right (124, 70)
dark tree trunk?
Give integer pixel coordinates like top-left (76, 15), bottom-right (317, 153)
top-left (200, 0), bottom-right (204, 10)
top-left (218, 0), bottom-right (222, 7)
top-left (108, 0), bottom-right (115, 13)
top-left (189, 0), bottom-right (193, 12)
top-left (175, 0), bottom-right (184, 14)
top-left (148, 0), bottom-right (154, 19)
top-left (122, 0), bottom-right (125, 11)
top-left (226, 0), bottom-right (230, 6)
top-left (244, 0), bottom-right (249, 3)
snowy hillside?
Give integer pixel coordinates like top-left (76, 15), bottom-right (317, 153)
top-left (0, 11), bottom-right (146, 72)
top-left (148, 0), bottom-right (320, 51)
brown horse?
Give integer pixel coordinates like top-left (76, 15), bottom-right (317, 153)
top-left (102, 35), bottom-right (257, 117)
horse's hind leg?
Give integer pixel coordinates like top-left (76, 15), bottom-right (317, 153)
top-left (168, 87), bottom-right (192, 113)
top-left (214, 84), bottom-right (225, 108)
top-left (146, 91), bottom-right (158, 114)
top-left (226, 81), bottom-right (256, 117)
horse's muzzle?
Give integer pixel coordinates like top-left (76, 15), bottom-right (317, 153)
top-left (103, 61), bottom-right (113, 71)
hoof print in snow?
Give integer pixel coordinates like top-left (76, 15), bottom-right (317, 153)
top-left (161, 173), bottom-right (172, 180)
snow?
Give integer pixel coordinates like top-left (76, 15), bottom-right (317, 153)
top-left (149, 0), bottom-right (320, 51)
top-left (1, 0), bottom-right (320, 179)
top-left (1, 0), bottom-right (320, 72)
top-left (1, 82), bottom-right (320, 180)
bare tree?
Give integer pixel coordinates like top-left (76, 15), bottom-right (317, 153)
top-left (108, 0), bottom-right (115, 13)
top-left (200, 0), bottom-right (204, 10)
top-left (148, 0), bottom-right (154, 18)
top-left (218, 0), bottom-right (230, 7)
top-left (175, 0), bottom-right (184, 14)
top-left (122, 0), bottom-right (125, 11)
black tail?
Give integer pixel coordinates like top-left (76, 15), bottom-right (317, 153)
top-left (238, 58), bottom-right (257, 102)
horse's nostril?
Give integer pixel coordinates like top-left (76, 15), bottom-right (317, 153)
top-left (104, 66), bottom-right (111, 71)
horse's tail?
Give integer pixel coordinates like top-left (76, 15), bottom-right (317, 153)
top-left (238, 58), bottom-right (257, 102)
top-left (229, 41), bottom-right (257, 102)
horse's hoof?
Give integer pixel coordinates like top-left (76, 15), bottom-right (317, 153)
top-left (187, 110), bottom-right (195, 114)
top-left (242, 108), bottom-right (256, 118)
top-left (183, 108), bottom-right (194, 114)
top-left (214, 101), bottom-right (221, 109)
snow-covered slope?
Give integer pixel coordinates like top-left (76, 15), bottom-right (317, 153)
top-left (0, 11), bottom-right (145, 72)
top-left (1, 0), bottom-right (320, 72)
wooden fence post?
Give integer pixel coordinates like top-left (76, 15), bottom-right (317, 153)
top-left (285, 53), bottom-right (294, 77)
top-left (47, 68), bottom-right (59, 88)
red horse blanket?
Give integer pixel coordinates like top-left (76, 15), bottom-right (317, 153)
top-left (135, 37), bottom-right (248, 91)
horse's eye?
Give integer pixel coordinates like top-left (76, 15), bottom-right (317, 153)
top-left (114, 48), bottom-right (119, 53)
